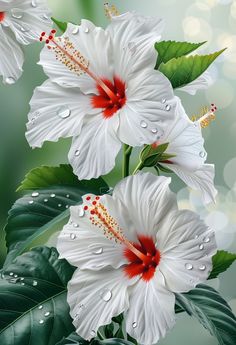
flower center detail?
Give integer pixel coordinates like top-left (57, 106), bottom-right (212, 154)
top-left (83, 195), bottom-right (161, 282)
top-left (191, 103), bottom-right (217, 128)
top-left (91, 77), bottom-right (126, 118)
top-left (0, 12), bottom-right (5, 22)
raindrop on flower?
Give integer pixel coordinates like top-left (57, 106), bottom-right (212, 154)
top-left (20, 25), bottom-right (30, 32)
top-left (5, 77), bottom-right (16, 85)
top-left (151, 128), bottom-right (158, 134)
top-left (57, 106), bottom-right (71, 119)
top-left (199, 264), bottom-right (206, 271)
top-left (162, 98), bottom-right (166, 104)
top-left (84, 27), bottom-right (89, 33)
top-left (73, 223), bottom-right (79, 228)
top-left (28, 200), bottom-right (34, 204)
top-left (50, 193), bottom-right (56, 198)
top-left (11, 8), bottom-right (23, 19)
top-left (31, 0), bottom-right (37, 7)
top-left (203, 237), bottom-right (210, 243)
top-left (32, 280), bottom-right (38, 286)
top-left (32, 192), bottom-right (39, 197)
top-left (43, 13), bottom-right (50, 20)
top-left (44, 311), bottom-right (50, 317)
top-left (165, 104), bottom-right (171, 111)
top-left (78, 206), bottom-right (85, 217)
top-left (100, 289), bottom-right (112, 302)
top-left (39, 319), bottom-right (44, 324)
top-left (185, 263), bottom-right (193, 270)
top-left (75, 149), bottom-right (80, 156)
top-left (199, 244), bottom-right (204, 250)
top-left (88, 244), bottom-right (103, 255)
top-left (72, 26), bottom-right (79, 35)
top-left (199, 151), bottom-right (206, 158)
top-left (132, 322), bottom-right (137, 328)
top-left (38, 305), bottom-right (43, 310)
top-left (140, 120), bottom-right (147, 128)
top-left (70, 233), bottom-right (76, 240)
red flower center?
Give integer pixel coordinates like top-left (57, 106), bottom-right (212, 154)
top-left (0, 12), bottom-right (5, 22)
top-left (91, 76), bottom-right (126, 119)
top-left (124, 235), bottom-right (161, 282)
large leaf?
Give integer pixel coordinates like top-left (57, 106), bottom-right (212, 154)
top-left (176, 284), bottom-right (236, 345)
top-left (209, 250), bottom-right (236, 279)
top-left (155, 40), bottom-right (206, 68)
top-left (56, 333), bottom-right (134, 345)
top-left (159, 49), bottom-right (225, 89)
top-left (0, 246), bottom-right (75, 345)
top-left (4, 165), bottom-right (109, 266)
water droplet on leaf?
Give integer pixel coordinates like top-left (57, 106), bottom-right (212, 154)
top-left (32, 192), bottom-right (39, 197)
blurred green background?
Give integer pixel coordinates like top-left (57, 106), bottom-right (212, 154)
top-left (0, 0), bottom-right (236, 344)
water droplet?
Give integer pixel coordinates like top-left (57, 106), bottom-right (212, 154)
top-left (203, 237), bottom-right (210, 243)
top-left (165, 104), bottom-right (171, 111)
top-left (140, 120), bottom-right (147, 128)
top-left (21, 282), bottom-right (25, 286)
top-left (199, 244), bottom-right (204, 250)
top-left (90, 330), bottom-right (96, 337)
top-left (78, 206), bottom-right (85, 217)
top-left (199, 151), bottom-right (206, 158)
top-left (31, 0), bottom-right (37, 7)
top-left (73, 223), bottom-right (79, 228)
top-left (84, 27), bottom-right (89, 33)
top-left (38, 305), bottom-right (43, 310)
top-left (20, 25), bottom-right (30, 32)
top-left (28, 200), bottom-right (34, 204)
top-left (57, 106), bottom-right (71, 119)
top-left (5, 77), bottom-right (16, 85)
top-left (161, 98), bottom-right (166, 104)
top-left (66, 205), bottom-right (69, 209)
top-left (75, 149), bottom-right (80, 156)
top-left (70, 233), bottom-right (76, 240)
top-left (11, 8), bottom-right (23, 19)
top-left (100, 289), bottom-right (112, 302)
top-left (58, 204), bottom-right (62, 207)
top-left (132, 322), bottom-right (137, 328)
top-left (151, 128), bottom-right (158, 134)
top-left (50, 193), bottom-right (56, 198)
top-left (9, 272), bottom-right (14, 276)
top-left (20, 277), bottom-right (24, 281)
top-left (66, 194), bottom-right (70, 198)
top-left (33, 280), bottom-right (38, 286)
top-left (43, 13), bottom-right (50, 20)
top-left (39, 319), bottom-right (44, 324)
top-left (89, 245), bottom-right (103, 255)
top-left (72, 26), bottom-right (79, 34)
top-left (44, 311), bottom-right (50, 317)
top-left (44, 199), bottom-right (48, 203)
top-left (185, 263), bottom-right (193, 270)
top-left (14, 274), bottom-right (18, 278)
top-left (32, 192), bottom-right (39, 197)
top-left (199, 264), bottom-right (206, 271)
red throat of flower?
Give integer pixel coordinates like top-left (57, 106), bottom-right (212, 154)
top-left (84, 196), bottom-right (161, 282)
top-left (0, 12), bottom-right (5, 22)
top-left (40, 30), bottom-right (126, 119)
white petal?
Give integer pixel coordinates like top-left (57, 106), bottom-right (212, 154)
top-left (162, 97), bottom-right (205, 171)
top-left (165, 163), bottom-right (217, 204)
top-left (39, 22), bottom-right (113, 90)
top-left (0, 25), bottom-right (23, 84)
top-left (112, 173), bottom-right (177, 236)
top-left (26, 80), bottom-right (94, 148)
top-left (4, 0), bottom-right (52, 45)
top-left (178, 71), bottom-right (213, 95)
top-left (157, 209), bottom-right (217, 292)
top-left (118, 69), bottom-right (176, 146)
top-left (68, 114), bottom-right (121, 180)
top-left (57, 198), bottom-right (129, 270)
top-left (126, 271), bottom-right (175, 345)
top-left (68, 268), bottom-right (134, 340)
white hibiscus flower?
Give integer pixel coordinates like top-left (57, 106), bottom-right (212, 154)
top-left (57, 173), bottom-right (217, 345)
top-left (152, 97), bottom-right (218, 204)
top-left (0, 0), bottom-right (52, 84)
top-left (25, 11), bottom-right (179, 180)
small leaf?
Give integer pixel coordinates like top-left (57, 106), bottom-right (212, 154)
top-left (55, 333), bottom-right (88, 345)
top-left (175, 284), bottom-right (236, 345)
top-left (155, 40), bottom-right (206, 68)
top-left (159, 49), bottom-right (226, 89)
top-left (52, 17), bottom-right (68, 32)
top-left (209, 250), bottom-right (236, 279)
top-left (0, 247), bottom-right (75, 345)
top-left (140, 143), bottom-right (169, 167)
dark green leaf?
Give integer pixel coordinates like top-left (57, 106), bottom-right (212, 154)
top-left (55, 333), bottom-right (89, 345)
top-left (159, 49), bottom-right (225, 89)
top-left (209, 250), bottom-right (236, 279)
top-left (92, 340), bottom-right (135, 345)
top-left (140, 143), bottom-right (169, 167)
top-left (156, 163), bottom-right (173, 174)
top-left (175, 284), bottom-right (236, 345)
top-left (4, 165), bottom-right (109, 267)
top-left (52, 17), bottom-right (68, 32)
top-left (155, 40), bottom-right (206, 68)
top-left (0, 246), bottom-right (75, 345)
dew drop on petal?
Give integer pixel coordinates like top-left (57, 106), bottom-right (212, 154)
top-left (38, 305), bottom-right (43, 310)
top-left (199, 151), bottom-right (206, 158)
top-left (70, 233), bottom-right (76, 240)
top-left (39, 319), bottom-right (44, 324)
top-left (44, 311), bottom-right (50, 317)
top-left (50, 193), bottom-right (56, 198)
top-left (43, 13), bottom-right (50, 20)
top-left (11, 8), bottom-right (23, 19)
top-left (199, 264), bottom-right (206, 271)
top-left (84, 27), bottom-right (89, 33)
top-left (165, 104), bottom-right (171, 111)
top-left (72, 26), bottom-right (79, 34)
top-left (203, 237), bottom-right (210, 243)
top-left (5, 77), bottom-right (16, 85)
top-left (73, 223), bottom-right (79, 228)
top-left (32, 192), bottom-right (39, 197)
top-left (151, 128), bottom-right (158, 134)
top-left (199, 244), bottom-right (204, 250)
top-left (100, 289), bottom-right (112, 302)
top-left (20, 25), bottom-right (30, 32)
top-left (161, 98), bottom-right (166, 104)
top-left (57, 106), bottom-right (71, 119)
top-left (31, 0), bottom-right (37, 7)
top-left (140, 120), bottom-right (147, 128)
top-left (132, 322), bottom-right (137, 328)
top-left (185, 263), bottom-right (193, 270)
top-left (88, 244), bottom-right (103, 255)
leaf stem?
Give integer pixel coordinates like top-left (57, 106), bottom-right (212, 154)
top-left (122, 144), bottom-right (132, 178)
top-left (132, 161), bottom-right (144, 175)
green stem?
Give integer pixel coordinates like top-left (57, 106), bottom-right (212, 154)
top-left (122, 144), bottom-right (132, 178)
top-left (132, 161), bottom-right (144, 175)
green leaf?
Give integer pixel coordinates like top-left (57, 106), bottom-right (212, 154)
top-left (155, 40), bottom-right (206, 68)
top-left (4, 165), bottom-right (109, 267)
top-left (140, 143), bottom-right (169, 167)
top-left (52, 17), bottom-right (68, 32)
top-left (175, 284), bottom-right (236, 345)
top-left (56, 334), bottom-right (134, 345)
top-left (92, 340), bottom-right (135, 345)
top-left (159, 49), bottom-right (225, 89)
top-left (209, 250), bottom-right (236, 279)
top-left (0, 246), bottom-right (75, 345)
top-left (55, 333), bottom-right (88, 345)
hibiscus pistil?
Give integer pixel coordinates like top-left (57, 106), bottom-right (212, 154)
top-left (192, 103), bottom-right (217, 128)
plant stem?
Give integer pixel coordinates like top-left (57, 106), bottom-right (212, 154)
top-left (132, 161), bottom-right (144, 175)
top-left (122, 144), bottom-right (132, 178)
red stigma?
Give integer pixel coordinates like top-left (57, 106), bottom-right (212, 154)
top-left (84, 205), bottom-right (88, 211)
top-left (91, 76), bottom-right (126, 118)
top-left (124, 236), bottom-right (161, 282)
top-left (86, 196), bottom-right (91, 201)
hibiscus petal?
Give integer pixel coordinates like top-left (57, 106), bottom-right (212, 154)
top-left (157, 209), bottom-right (217, 292)
top-left (68, 114), bottom-right (121, 180)
top-left (112, 173), bottom-right (177, 236)
top-left (67, 268), bottom-right (134, 340)
top-left (126, 271), bottom-right (175, 345)
top-left (0, 25), bottom-right (23, 84)
top-left (26, 80), bottom-right (95, 148)
top-left (177, 71), bottom-right (213, 95)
